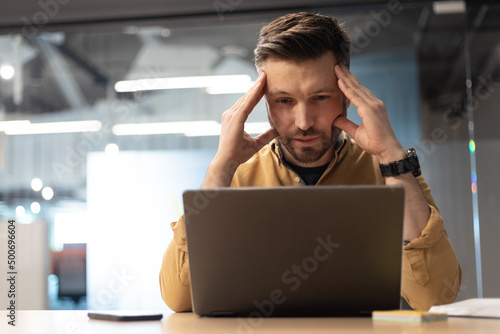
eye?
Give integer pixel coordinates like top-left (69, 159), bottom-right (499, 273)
top-left (314, 95), bottom-right (329, 101)
top-left (277, 98), bottom-right (290, 104)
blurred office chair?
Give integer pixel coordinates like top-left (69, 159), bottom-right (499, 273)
top-left (51, 243), bottom-right (87, 304)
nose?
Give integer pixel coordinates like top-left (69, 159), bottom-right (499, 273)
top-left (294, 103), bottom-right (314, 131)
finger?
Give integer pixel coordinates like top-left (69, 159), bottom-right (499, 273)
top-left (230, 72), bottom-right (265, 126)
top-left (254, 127), bottom-right (279, 148)
top-left (335, 65), bottom-right (370, 99)
top-left (333, 115), bottom-right (359, 139)
top-left (231, 72), bottom-right (265, 111)
top-left (335, 65), bottom-right (377, 102)
top-left (223, 73), bottom-right (265, 128)
top-left (335, 64), bottom-right (362, 87)
top-left (240, 72), bottom-right (266, 113)
top-left (335, 71), bottom-right (371, 107)
top-left (337, 77), bottom-right (371, 112)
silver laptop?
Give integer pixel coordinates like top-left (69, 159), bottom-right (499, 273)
top-left (183, 186), bottom-right (404, 317)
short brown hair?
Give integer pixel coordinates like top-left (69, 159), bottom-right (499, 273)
top-left (254, 12), bottom-right (350, 70)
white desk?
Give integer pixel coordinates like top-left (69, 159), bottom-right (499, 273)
top-left (2, 311), bottom-right (500, 333)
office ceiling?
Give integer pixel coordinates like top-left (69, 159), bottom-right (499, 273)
top-left (0, 1), bottom-right (499, 117)
top-left (0, 0), bottom-right (421, 30)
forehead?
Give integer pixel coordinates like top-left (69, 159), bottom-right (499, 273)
top-left (262, 52), bottom-right (338, 95)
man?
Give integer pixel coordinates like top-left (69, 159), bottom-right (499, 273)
top-left (159, 12), bottom-right (461, 312)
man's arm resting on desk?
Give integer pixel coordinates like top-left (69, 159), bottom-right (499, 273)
top-left (159, 216), bottom-right (193, 312)
top-left (400, 177), bottom-right (462, 311)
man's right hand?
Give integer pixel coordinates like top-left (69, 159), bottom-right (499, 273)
top-left (202, 72), bottom-right (278, 189)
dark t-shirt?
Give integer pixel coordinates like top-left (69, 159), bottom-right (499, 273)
top-left (287, 162), bottom-right (329, 185)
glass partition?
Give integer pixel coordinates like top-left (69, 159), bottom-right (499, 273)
top-left (465, 1), bottom-right (500, 299)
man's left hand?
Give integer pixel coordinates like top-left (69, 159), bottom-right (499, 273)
top-left (333, 64), bottom-right (405, 163)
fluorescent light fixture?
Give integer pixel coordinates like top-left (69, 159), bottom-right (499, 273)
top-left (4, 120), bottom-right (102, 135)
top-left (183, 123), bottom-right (222, 137)
top-left (113, 121), bottom-right (220, 136)
top-left (433, 1), bottom-right (465, 14)
top-left (0, 120), bottom-right (31, 132)
top-left (114, 74), bottom-right (252, 93)
top-left (113, 120), bottom-right (271, 137)
top-left (206, 81), bottom-right (254, 95)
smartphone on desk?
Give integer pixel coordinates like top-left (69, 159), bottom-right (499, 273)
top-left (87, 311), bottom-right (163, 321)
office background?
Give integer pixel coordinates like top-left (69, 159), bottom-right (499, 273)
top-left (0, 0), bottom-right (498, 311)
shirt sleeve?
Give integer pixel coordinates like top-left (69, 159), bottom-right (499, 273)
top-left (159, 215), bottom-right (193, 312)
top-left (401, 176), bottom-right (462, 311)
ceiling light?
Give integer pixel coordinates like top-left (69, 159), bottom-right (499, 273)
top-left (114, 74), bottom-right (252, 93)
top-left (161, 28), bottom-right (171, 37)
top-left (105, 143), bottom-right (120, 154)
top-left (112, 120), bottom-right (270, 137)
top-left (433, 1), bottom-right (466, 14)
top-left (0, 120), bottom-right (31, 132)
top-left (42, 187), bottom-right (54, 200)
top-left (183, 123), bottom-right (222, 137)
top-left (113, 121), bottom-right (220, 136)
top-left (31, 178), bottom-right (43, 191)
top-left (0, 65), bottom-right (15, 80)
top-left (4, 120), bottom-right (102, 135)
top-left (31, 202), bottom-right (41, 214)
top-left (16, 206), bottom-right (26, 217)
top-left (206, 81), bottom-right (254, 95)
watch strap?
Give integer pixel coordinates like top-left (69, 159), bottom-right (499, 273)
top-left (379, 148), bottom-right (421, 177)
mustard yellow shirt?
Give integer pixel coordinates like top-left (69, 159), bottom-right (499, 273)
top-left (159, 134), bottom-right (462, 312)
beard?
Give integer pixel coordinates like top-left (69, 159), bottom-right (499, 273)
top-left (278, 125), bottom-right (342, 164)
top-left (268, 100), bottom-right (347, 165)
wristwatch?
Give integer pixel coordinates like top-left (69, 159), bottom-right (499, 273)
top-left (379, 148), bottom-right (421, 177)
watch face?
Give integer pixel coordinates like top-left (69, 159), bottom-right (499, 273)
top-left (405, 148), bottom-right (418, 159)
top-left (405, 148), bottom-right (421, 177)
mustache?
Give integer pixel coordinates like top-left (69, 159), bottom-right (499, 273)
top-left (289, 128), bottom-right (321, 137)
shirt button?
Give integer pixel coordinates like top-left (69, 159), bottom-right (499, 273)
top-left (294, 177), bottom-right (301, 183)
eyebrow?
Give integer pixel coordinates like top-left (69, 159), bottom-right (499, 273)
top-left (267, 87), bottom-right (336, 97)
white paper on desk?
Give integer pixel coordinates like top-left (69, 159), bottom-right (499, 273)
top-left (429, 298), bottom-right (500, 318)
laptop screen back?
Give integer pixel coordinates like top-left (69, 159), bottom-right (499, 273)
top-left (183, 186), bottom-right (404, 317)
